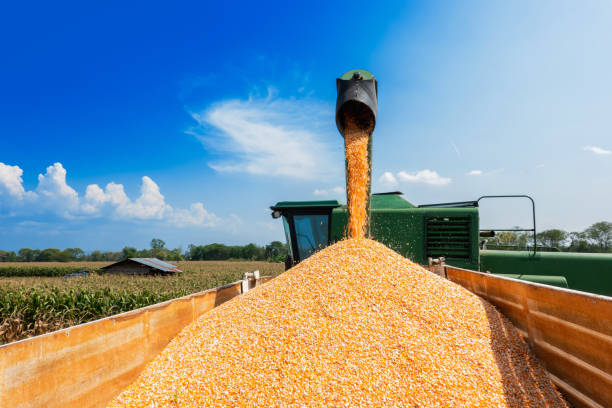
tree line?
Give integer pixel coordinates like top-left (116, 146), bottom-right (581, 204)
top-left (484, 221), bottom-right (612, 252)
top-left (2, 220), bottom-right (609, 263)
top-left (0, 239), bottom-right (288, 263)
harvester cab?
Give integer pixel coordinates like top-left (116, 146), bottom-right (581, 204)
top-left (271, 193), bottom-right (480, 271)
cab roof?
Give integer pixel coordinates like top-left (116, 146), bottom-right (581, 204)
top-left (270, 200), bottom-right (342, 210)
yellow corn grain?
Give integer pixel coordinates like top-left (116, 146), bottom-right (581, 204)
top-left (344, 117), bottom-right (370, 239)
top-left (108, 238), bottom-right (568, 407)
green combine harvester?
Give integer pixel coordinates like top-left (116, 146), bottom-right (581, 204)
top-left (271, 69), bottom-right (612, 297)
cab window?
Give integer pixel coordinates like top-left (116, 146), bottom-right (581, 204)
top-left (282, 216), bottom-right (293, 258)
top-left (294, 214), bottom-right (329, 261)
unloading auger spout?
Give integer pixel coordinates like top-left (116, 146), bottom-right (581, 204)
top-left (336, 69), bottom-right (378, 238)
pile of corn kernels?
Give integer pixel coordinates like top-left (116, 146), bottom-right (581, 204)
top-left (109, 238), bottom-right (567, 407)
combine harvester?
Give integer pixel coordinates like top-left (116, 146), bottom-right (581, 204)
top-left (1, 70), bottom-right (610, 408)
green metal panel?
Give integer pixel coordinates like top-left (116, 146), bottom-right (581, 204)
top-left (330, 205), bottom-right (480, 270)
top-left (370, 193), bottom-right (415, 209)
top-left (480, 250), bottom-right (612, 297)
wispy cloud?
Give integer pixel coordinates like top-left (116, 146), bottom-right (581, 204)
top-left (0, 162), bottom-right (219, 227)
top-left (450, 141), bottom-right (461, 157)
top-left (397, 170), bottom-right (451, 186)
top-left (190, 89), bottom-right (339, 180)
top-left (378, 172), bottom-right (399, 188)
top-left (583, 145), bottom-right (611, 155)
top-left (466, 168), bottom-right (504, 177)
top-left (313, 186), bottom-right (344, 196)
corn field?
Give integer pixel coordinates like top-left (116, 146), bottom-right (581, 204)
top-left (0, 262), bottom-right (108, 277)
top-left (0, 261), bottom-right (284, 344)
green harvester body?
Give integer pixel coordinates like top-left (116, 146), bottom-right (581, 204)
top-left (271, 194), bottom-right (612, 297)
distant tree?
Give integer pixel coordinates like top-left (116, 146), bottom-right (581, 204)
top-left (150, 239), bottom-right (166, 250)
top-left (265, 241), bottom-right (286, 262)
top-left (0, 250), bottom-right (17, 262)
top-left (121, 246), bottom-right (138, 259)
top-left (121, 247), bottom-right (138, 259)
top-left (37, 248), bottom-right (64, 262)
top-left (516, 232), bottom-right (530, 249)
top-left (89, 250), bottom-right (103, 261)
top-left (136, 248), bottom-right (151, 258)
top-left (204, 243), bottom-right (231, 260)
top-left (18, 248), bottom-right (41, 261)
top-left (536, 229), bottom-right (568, 249)
top-left (567, 231), bottom-right (592, 252)
top-left (229, 246), bottom-right (243, 259)
top-left (100, 251), bottom-right (121, 261)
top-left (149, 239), bottom-right (167, 259)
top-left (185, 244), bottom-right (198, 260)
top-left (18, 248), bottom-right (35, 262)
top-left (169, 247), bottom-right (183, 261)
top-left (66, 248), bottom-right (85, 260)
top-left (584, 221), bottom-right (612, 251)
top-left (494, 232), bottom-right (519, 246)
top-left (241, 243), bottom-right (263, 260)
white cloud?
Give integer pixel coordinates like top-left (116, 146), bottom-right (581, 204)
top-left (36, 163), bottom-right (80, 215)
top-left (190, 92), bottom-right (338, 179)
top-left (0, 162), bottom-right (218, 227)
top-left (466, 170), bottom-right (483, 176)
top-left (83, 177), bottom-right (169, 219)
top-left (313, 186), bottom-right (344, 196)
top-left (379, 171), bottom-right (398, 187)
top-left (583, 145), bottom-right (611, 155)
top-left (82, 177), bottom-right (220, 227)
top-left (169, 203), bottom-right (220, 227)
top-left (397, 170), bottom-right (451, 186)
top-left (0, 163), bottom-right (35, 201)
top-left (118, 176), bottom-right (169, 219)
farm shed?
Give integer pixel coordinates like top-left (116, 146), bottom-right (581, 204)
top-left (101, 258), bottom-right (182, 275)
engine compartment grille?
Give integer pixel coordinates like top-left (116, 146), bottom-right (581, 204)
top-left (425, 216), bottom-right (472, 260)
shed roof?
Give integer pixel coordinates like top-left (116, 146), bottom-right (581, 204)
top-left (101, 258), bottom-right (182, 273)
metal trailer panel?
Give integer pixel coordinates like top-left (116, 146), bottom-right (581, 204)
top-left (480, 250), bottom-right (612, 297)
top-left (445, 265), bottom-right (612, 408)
top-left (0, 276), bottom-right (272, 408)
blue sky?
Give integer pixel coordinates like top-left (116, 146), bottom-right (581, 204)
top-left (1, 1), bottom-right (611, 251)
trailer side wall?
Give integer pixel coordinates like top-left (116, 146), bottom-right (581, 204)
top-left (446, 266), bottom-right (612, 408)
top-left (0, 278), bottom-right (270, 408)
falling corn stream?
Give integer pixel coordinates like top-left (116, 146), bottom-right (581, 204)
top-left (109, 76), bottom-right (568, 407)
top-left (344, 115), bottom-right (371, 240)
